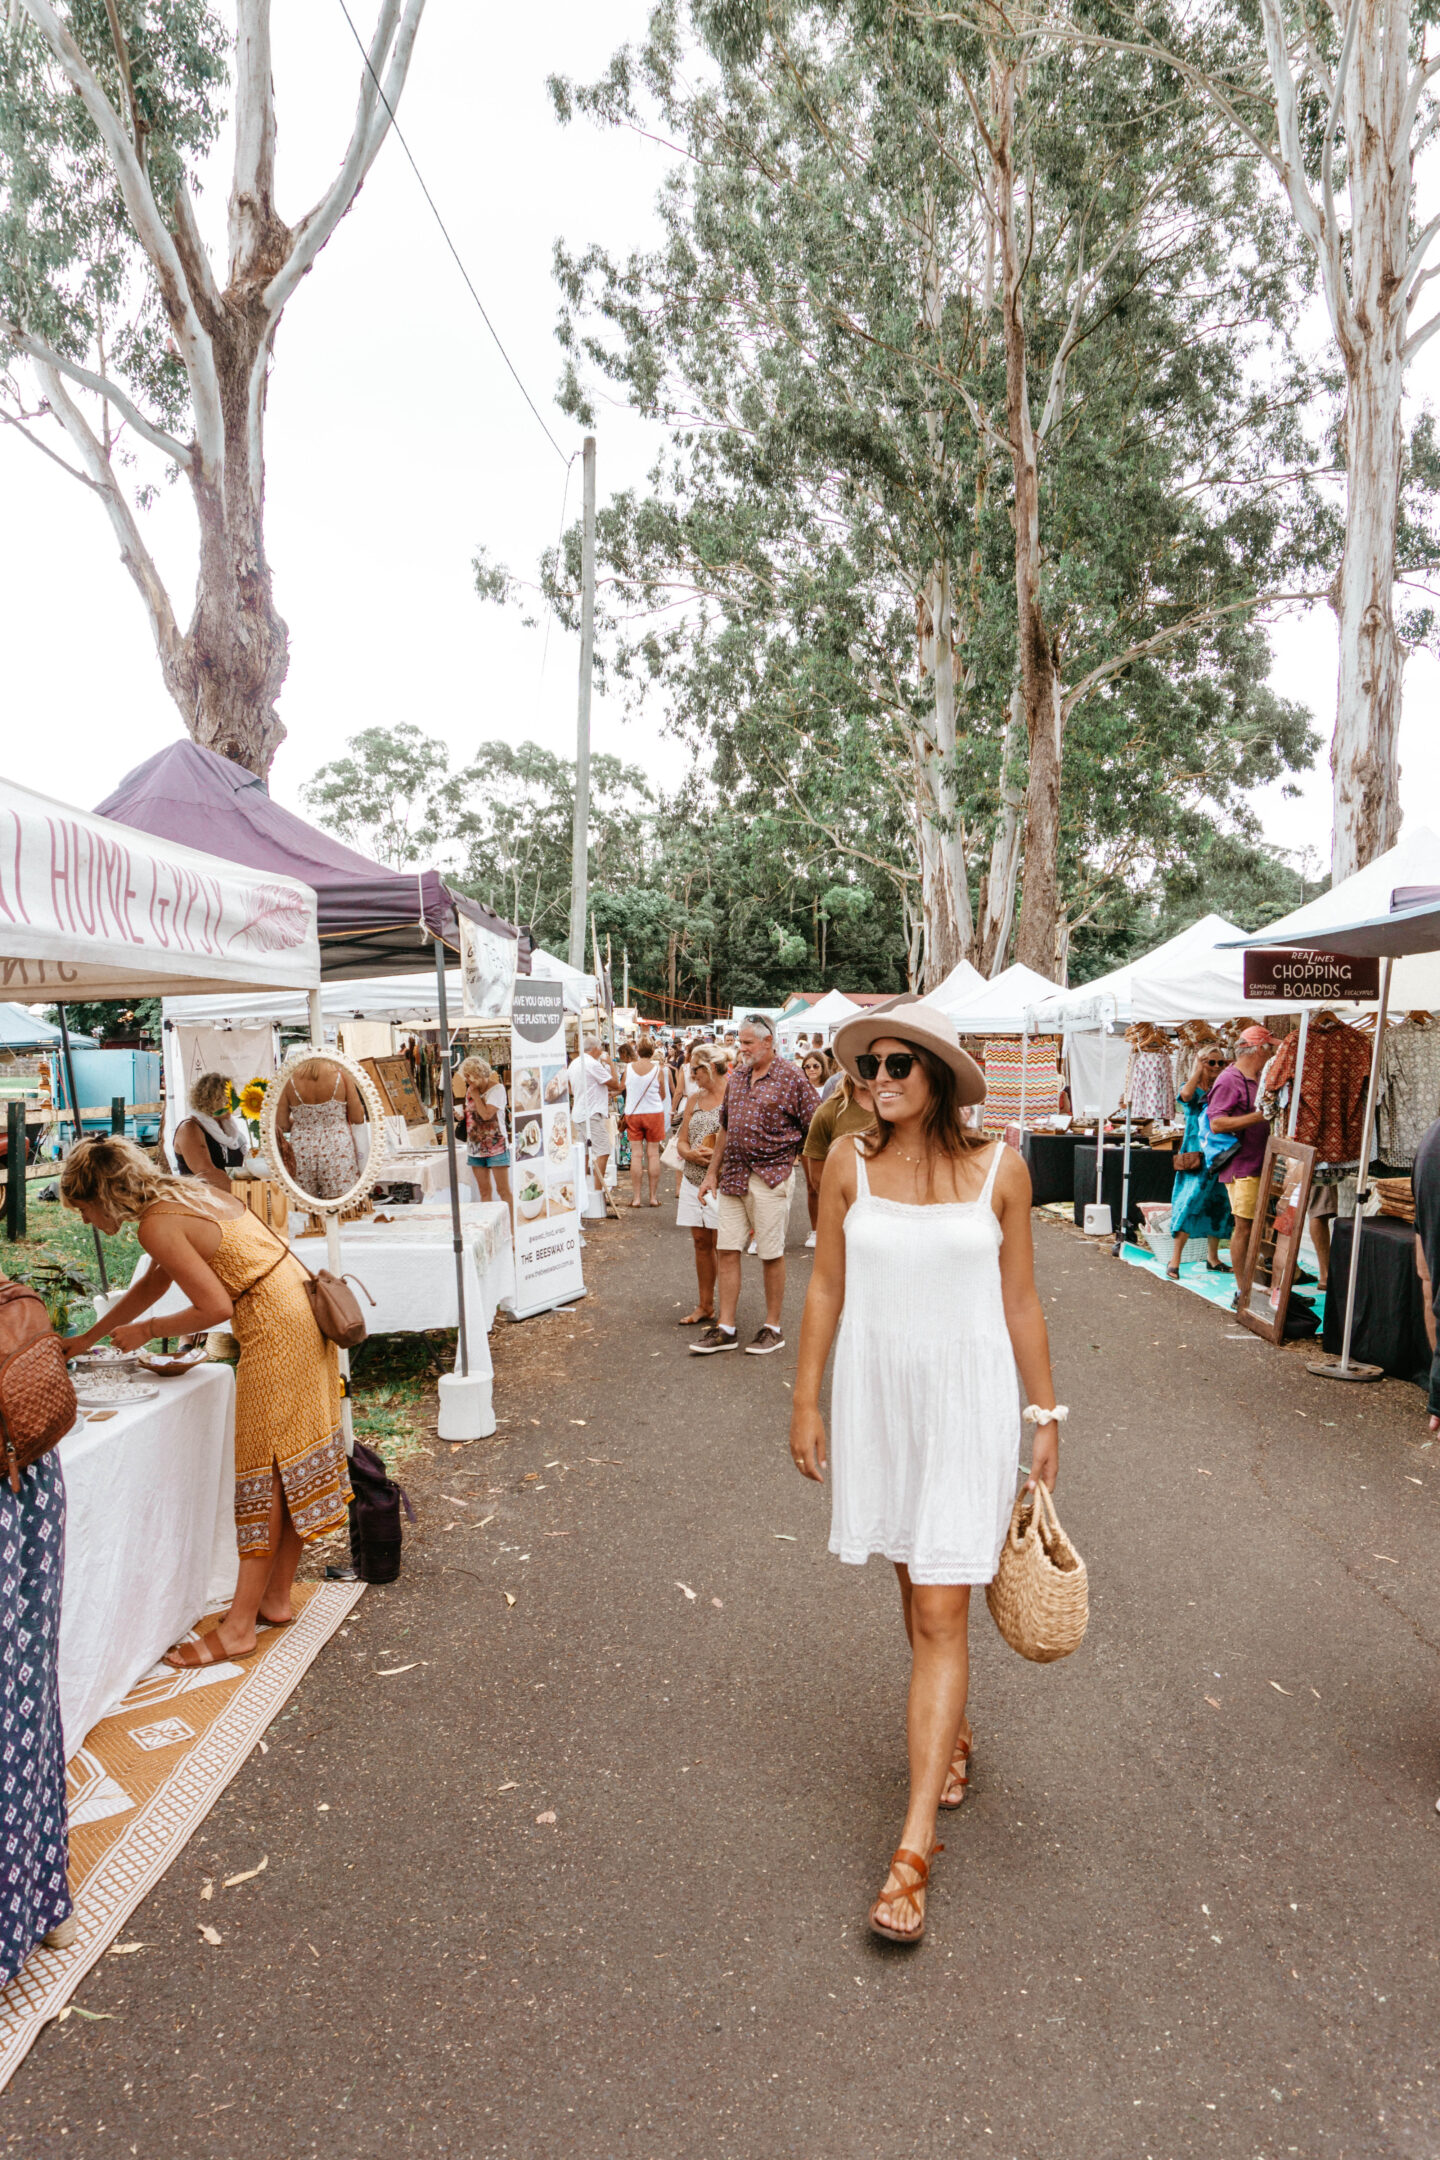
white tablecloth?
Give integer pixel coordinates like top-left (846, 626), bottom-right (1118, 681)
top-left (57, 1363), bottom-right (236, 1756)
top-left (136, 1203), bottom-right (515, 1379)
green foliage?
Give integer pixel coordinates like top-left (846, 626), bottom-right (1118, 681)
top-left (0, 1), bottom-right (229, 423)
top-left (42, 998), bottom-right (161, 1045)
top-left (539, 0), bottom-right (1328, 967)
top-left (301, 721), bottom-right (452, 871)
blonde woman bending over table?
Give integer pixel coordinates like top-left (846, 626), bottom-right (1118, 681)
top-left (789, 1000), bottom-right (1063, 1948)
top-left (61, 1135), bottom-right (350, 1668)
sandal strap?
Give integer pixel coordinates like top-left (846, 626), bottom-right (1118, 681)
top-left (883, 1845), bottom-right (940, 1921)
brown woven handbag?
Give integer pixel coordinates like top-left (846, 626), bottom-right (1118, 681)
top-left (986, 1479), bottom-right (1088, 1663)
top-left (0, 1281), bottom-right (79, 1492)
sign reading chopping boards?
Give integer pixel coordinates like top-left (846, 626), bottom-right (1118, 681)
top-left (509, 980), bottom-right (585, 1317)
top-left (1241, 948), bottom-right (1382, 1003)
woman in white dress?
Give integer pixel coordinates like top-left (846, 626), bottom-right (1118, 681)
top-left (790, 999), bottom-right (1063, 1946)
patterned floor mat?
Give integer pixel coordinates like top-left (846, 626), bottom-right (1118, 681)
top-left (0, 1577), bottom-right (362, 2090)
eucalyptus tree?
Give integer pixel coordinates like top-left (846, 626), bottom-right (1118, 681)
top-left (548, 0), bottom-right (1323, 983)
top-left (0, 0), bottom-right (425, 776)
top-left (982, 0), bottom-right (1440, 875)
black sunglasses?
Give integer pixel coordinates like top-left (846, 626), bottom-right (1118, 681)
top-left (856, 1052), bottom-right (917, 1081)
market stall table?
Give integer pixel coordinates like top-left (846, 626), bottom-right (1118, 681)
top-left (1072, 1143), bottom-right (1175, 1229)
top-left (136, 1201), bottom-right (516, 1425)
top-left (57, 1363), bottom-right (237, 1757)
top-left (1004, 1127), bottom-right (1083, 1206)
top-left (1320, 1216), bottom-right (1431, 1382)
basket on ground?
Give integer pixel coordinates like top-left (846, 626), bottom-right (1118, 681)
top-left (986, 1480), bottom-right (1088, 1662)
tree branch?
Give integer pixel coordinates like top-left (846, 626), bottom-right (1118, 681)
top-left (34, 362), bottom-right (184, 674)
top-left (17, 0), bottom-right (225, 467)
top-left (2, 324), bottom-right (193, 466)
top-left (261, 0), bottom-right (426, 318)
top-left (229, 0), bottom-right (280, 279)
top-left (1060, 588), bottom-right (1323, 718)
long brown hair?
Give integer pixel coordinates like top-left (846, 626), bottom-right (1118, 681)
top-left (860, 1043), bottom-right (987, 1176)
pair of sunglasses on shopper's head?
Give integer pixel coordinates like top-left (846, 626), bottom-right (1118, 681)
top-left (855, 1051), bottom-right (917, 1081)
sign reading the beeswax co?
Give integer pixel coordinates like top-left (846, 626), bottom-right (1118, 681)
top-left (1241, 948), bottom-right (1381, 1003)
top-left (509, 981), bottom-right (584, 1317)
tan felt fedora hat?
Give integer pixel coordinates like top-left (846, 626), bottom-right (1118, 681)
top-left (833, 997), bottom-right (987, 1106)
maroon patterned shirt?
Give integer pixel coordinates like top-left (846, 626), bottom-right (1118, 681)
top-left (719, 1055), bottom-right (820, 1193)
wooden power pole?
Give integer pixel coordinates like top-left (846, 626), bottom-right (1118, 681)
top-left (568, 435), bottom-right (597, 971)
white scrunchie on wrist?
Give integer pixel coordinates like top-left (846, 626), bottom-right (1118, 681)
top-left (1022, 1403), bottom-right (1068, 1425)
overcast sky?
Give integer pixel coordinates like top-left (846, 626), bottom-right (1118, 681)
top-left (2, 0), bottom-right (1438, 884)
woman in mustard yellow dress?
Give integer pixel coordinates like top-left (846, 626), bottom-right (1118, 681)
top-left (62, 1136), bottom-right (350, 1667)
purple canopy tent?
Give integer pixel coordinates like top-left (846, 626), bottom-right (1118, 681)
top-left (96, 742), bottom-right (528, 1400)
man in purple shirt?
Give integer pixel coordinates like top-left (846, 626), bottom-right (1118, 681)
top-left (693, 1014), bottom-right (819, 1356)
top-left (1207, 1024), bottom-right (1277, 1287)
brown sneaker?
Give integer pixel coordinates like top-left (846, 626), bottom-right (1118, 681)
top-left (745, 1324), bottom-right (785, 1355)
top-left (689, 1325), bottom-right (739, 1355)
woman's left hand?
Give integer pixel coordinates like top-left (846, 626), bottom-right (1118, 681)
top-left (1025, 1424), bottom-right (1060, 1493)
top-left (110, 1321), bottom-right (155, 1353)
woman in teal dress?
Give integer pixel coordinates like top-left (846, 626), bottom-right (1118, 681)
top-left (1168, 1047), bottom-right (1234, 1278)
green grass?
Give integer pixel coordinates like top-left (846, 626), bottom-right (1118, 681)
top-left (2, 1196), bottom-right (141, 1331)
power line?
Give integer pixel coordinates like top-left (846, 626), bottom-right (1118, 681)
top-left (334, 0), bottom-right (569, 465)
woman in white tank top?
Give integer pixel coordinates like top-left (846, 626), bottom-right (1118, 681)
top-left (622, 1035), bottom-right (671, 1207)
top-left (789, 1002), bottom-right (1064, 1948)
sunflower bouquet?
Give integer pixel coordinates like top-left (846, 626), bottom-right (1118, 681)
top-left (238, 1075), bottom-right (269, 1149)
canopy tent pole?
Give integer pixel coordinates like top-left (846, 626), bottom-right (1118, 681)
top-left (1286, 1010), bottom-right (1311, 1140)
top-left (1308, 955), bottom-right (1391, 1383)
top-left (57, 1003), bottom-right (108, 1294)
top-left (434, 940), bottom-right (472, 1381)
top-left (307, 989), bottom-right (357, 1451)
top-left (1018, 1019), bottom-right (1030, 1136)
top-left (1094, 1020), bottom-right (1107, 1211)
top-left (1113, 1100), bottom-right (1133, 1258)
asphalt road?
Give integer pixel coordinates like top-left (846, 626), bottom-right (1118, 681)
top-left (7, 1189), bottom-right (1440, 2158)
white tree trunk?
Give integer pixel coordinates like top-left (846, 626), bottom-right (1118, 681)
top-left (1331, 339), bottom-right (1405, 875)
top-left (916, 562), bottom-right (973, 987)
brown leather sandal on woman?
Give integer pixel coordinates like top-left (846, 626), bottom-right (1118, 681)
top-left (868, 1843), bottom-right (942, 1944)
top-left (939, 1729), bottom-right (973, 1810)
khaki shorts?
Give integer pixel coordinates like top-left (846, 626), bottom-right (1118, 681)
top-left (717, 1171), bottom-right (794, 1261)
top-left (1227, 1174), bottom-right (1262, 1221)
top-left (583, 1113), bottom-right (611, 1156)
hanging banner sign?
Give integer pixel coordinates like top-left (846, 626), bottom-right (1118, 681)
top-left (509, 980), bottom-right (585, 1316)
top-left (1242, 948), bottom-right (1381, 1003)
top-left (459, 913), bottom-right (517, 1019)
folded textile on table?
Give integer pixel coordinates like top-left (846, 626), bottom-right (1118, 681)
top-left (981, 1038), bottom-right (1062, 1131)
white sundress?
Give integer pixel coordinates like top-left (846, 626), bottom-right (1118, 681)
top-left (829, 1137), bottom-right (1021, 1586)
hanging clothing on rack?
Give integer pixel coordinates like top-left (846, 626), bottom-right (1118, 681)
top-left (1265, 1011), bottom-right (1372, 1167)
top-left (980, 1037), bottom-right (1062, 1131)
top-left (1122, 1048), bottom-right (1176, 1122)
top-left (1375, 1015), bottom-right (1440, 1167)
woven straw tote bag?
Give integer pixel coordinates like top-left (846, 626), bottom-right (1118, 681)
top-left (986, 1479), bottom-right (1088, 1662)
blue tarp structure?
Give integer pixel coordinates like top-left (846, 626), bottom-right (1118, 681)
top-left (0, 1003), bottom-right (94, 1051)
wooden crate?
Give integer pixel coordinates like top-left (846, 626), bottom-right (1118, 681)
top-left (238, 1178), bottom-right (290, 1236)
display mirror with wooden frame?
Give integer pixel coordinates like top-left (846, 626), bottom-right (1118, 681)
top-left (261, 1045), bottom-right (389, 1217)
top-left (1234, 1136), bottom-right (1318, 1344)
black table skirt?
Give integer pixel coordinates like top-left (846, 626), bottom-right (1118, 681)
top-left (1321, 1215), bottom-right (1431, 1380)
top-left (1017, 1131), bottom-right (1083, 1207)
top-left (1072, 1144), bottom-right (1175, 1229)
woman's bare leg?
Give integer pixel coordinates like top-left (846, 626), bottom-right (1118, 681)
top-left (493, 1165), bottom-right (511, 1206)
top-left (647, 1141), bottom-right (662, 1203)
top-left (681, 1226), bottom-right (717, 1321)
top-left (872, 1582), bottom-right (971, 1938)
top-left (1170, 1232), bottom-right (1185, 1275)
top-left (630, 1138), bottom-right (643, 1206)
top-left (473, 1164), bottom-right (494, 1202)
top-left (165, 1470), bottom-right (300, 1663)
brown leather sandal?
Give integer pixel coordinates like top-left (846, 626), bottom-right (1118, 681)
top-left (868, 1843), bottom-right (942, 1944)
top-left (939, 1730), bottom-right (973, 1810)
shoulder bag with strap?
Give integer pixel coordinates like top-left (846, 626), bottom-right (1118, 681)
top-left (0, 1280), bottom-right (79, 1492)
top-left (1199, 1076), bottom-right (1253, 1175)
top-left (237, 1219), bottom-right (375, 1350)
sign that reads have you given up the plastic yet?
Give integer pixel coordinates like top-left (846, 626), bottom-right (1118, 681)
top-left (509, 980), bottom-right (585, 1318)
top-left (1242, 948), bottom-right (1382, 1004)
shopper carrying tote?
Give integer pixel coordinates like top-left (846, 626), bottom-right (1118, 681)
top-left (789, 1000), bottom-right (1065, 1946)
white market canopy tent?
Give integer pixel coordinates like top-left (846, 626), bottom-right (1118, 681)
top-left (163, 958), bottom-right (593, 1037)
top-left (940, 961), bottom-right (1062, 1035)
top-left (527, 946), bottom-right (597, 1010)
top-left (1214, 825), bottom-right (1440, 1010)
top-left (0, 772), bottom-right (319, 999)
top-left (1031, 914), bottom-right (1251, 1030)
top-left (778, 989), bottom-right (861, 1043)
top-left (931, 954), bottom-right (985, 1007)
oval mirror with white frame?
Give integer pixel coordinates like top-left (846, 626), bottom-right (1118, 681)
top-left (262, 1044), bottom-right (389, 1216)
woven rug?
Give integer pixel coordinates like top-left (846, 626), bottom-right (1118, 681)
top-left (0, 1577), bottom-right (362, 2091)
